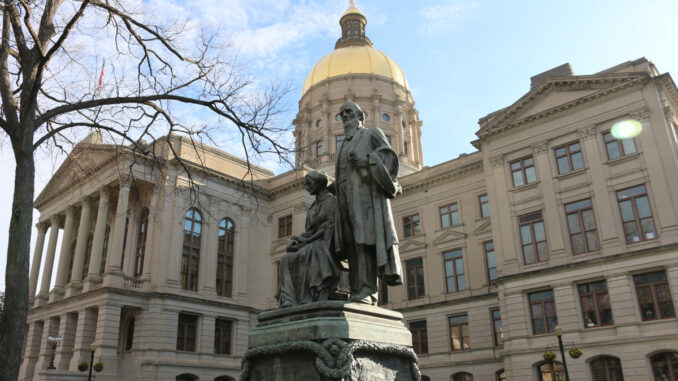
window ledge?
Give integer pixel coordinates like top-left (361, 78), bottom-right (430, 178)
top-left (510, 181), bottom-right (539, 193)
top-left (604, 152), bottom-right (641, 166)
top-left (555, 167), bottom-right (587, 180)
top-left (434, 224), bottom-right (465, 233)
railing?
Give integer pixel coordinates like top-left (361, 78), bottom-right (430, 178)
top-left (123, 275), bottom-right (143, 289)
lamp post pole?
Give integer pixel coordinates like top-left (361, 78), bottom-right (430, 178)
top-left (87, 345), bottom-right (96, 381)
top-left (554, 326), bottom-right (570, 381)
top-left (46, 336), bottom-right (62, 370)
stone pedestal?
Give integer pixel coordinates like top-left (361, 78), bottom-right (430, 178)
top-left (242, 301), bottom-right (420, 381)
top-left (38, 370), bottom-right (91, 381)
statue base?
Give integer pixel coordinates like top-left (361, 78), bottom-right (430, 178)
top-left (241, 301), bottom-right (420, 381)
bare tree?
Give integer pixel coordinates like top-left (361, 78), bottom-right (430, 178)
top-left (0, 1), bottom-right (292, 379)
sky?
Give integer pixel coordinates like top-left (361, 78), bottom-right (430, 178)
top-left (1, 0), bottom-right (678, 291)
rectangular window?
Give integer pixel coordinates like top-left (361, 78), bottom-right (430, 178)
top-left (565, 199), bottom-right (600, 254)
top-left (510, 156), bottom-right (537, 187)
top-left (402, 213), bottom-right (421, 238)
top-left (406, 258), bottom-right (425, 300)
top-left (378, 278), bottom-right (389, 306)
top-left (404, 142), bottom-right (409, 155)
top-left (386, 135), bottom-right (392, 145)
top-left (617, 185), bottom-right (657, 243)
top-left (336, 135), bottom-right (344, 152)
top-left (491, 309), bottom-right (503, 346)
top-left (316, 140), bottom-right (324, 157)
top-left (484, 241), bottom-right (497, 284)
top-left (529, 290), bottom-right (557, 334)
top-left (634, 270), bottom-right (676, 321)
top-left (439, 202), bottom-right (460, 228)
top-left (448, 314), bottom-right (470, 351)
top-left (214, 318), bottom-right (233, 355)
top-left (479, 193), bottom-right (490, 218)
top-left (519, 211), bottom-right (548, 264)
top-left (409, 320), bottom-right (428, 355)
top-left (554, 141), bottom-right (584, 174)
top-left (176, 314), bottom-right (198, 352)
top-left (578, 281), bottom-right (613, 328)
top-left (278, 215), bottom-right (293, 239)
top-left (443, 249), bottom-right (465, 293)
top-left (604, 131), bottom-right (636, 160)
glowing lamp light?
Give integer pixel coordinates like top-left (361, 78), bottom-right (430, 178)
top-left (611, 119), bottom-right (643, 139)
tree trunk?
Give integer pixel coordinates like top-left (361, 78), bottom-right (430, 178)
top-left (0, 142), bottom-right (35, 381)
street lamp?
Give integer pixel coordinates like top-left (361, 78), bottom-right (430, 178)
top-left (553, 326), bottom-right (570, 381)
top-left (87, 345), bottom-right (97, 381)
top-left (46, 336), bottom-right (62, 370)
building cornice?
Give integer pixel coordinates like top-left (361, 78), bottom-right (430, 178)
top-left (401, 159), bottom-right (483, 194)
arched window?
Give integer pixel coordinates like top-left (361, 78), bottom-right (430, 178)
top-left (125, 317), bottom-right (135, 351)
top-left (591, 356), bottom-right (624, 381)
top-left (134, 208), bottom-right (149, 277)
top-left (496, 369), bottom-right (506, 381)
top-left (182, 208), bottom-right (202, 291)
top-left (216, 218), bottom-right (235, 297)
top-left (452, 372), bottom-right (473, 381)
top-left (538, 361), bottom-right (565, 381)
top-left (214, 377), bottom-right (234, 381)
top-left (176, 374), bottom-right (199, 381)
top-left (81, 234), bottom-right (93, 280)
top-left (651, 351), bottom-right (678, 381)
top-left (100, 226), bottom-right (110, 274)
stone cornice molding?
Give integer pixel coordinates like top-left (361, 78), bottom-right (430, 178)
top-left (401, 160), bottom-right (483, 194)
top-left (664, 105), bottom-right (675, 121)
top-left (478, 75), bottom-right (650, 139)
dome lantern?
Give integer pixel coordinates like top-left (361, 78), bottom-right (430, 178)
top-left (335, 1), bottom-right (372, 49)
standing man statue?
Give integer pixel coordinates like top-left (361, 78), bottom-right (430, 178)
top-left (335, 102), bottom-right (403, 304)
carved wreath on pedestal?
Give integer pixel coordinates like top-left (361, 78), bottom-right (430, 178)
top-left (240, 338), bottom-right (421, 381)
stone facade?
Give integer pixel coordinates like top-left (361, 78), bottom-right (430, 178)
top-left (19, 4), bottom-right (678, 381)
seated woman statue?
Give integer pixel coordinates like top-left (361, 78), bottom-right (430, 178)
top-left (277, 170), bottom-right (341, 308)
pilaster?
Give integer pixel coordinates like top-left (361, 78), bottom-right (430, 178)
top-left (67, 197), bottom-right (93, 296)
top-left (54, 312), bottom-right (78, 370)
top-left (19, 320), bottom-right (44, 380)
top-left (69, 308), bottom-right (98, 370)
top-left (93, 303), bottom-right (122, 378)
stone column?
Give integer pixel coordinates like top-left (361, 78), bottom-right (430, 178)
top-left (52, 206), bottom-right (76, 298)
top-left (93, 303), bottom-right (122, 378)
top-left (19, 320), bottom-right (44, 380)
top-left (85, 189), bottom-right (111, 290)
top-left (34, 316), bottom-right (60, 372)
top-left (37, 215), bottom-right (61, 304)
top-left (54, 312), bottom-right (78, 370)
top-left (69, 308), bottom-right (98, 370)
top-left (68, 197), bottom-right (93, 293)
top-left (104, 180), bottom-right (131, 286)
top-left (29, 222), bottom-right (49, 299)
top-left (141, 185), bottom-right (160, 283)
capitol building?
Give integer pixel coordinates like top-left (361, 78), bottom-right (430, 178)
top-left (19, 3), bottom-right (678, 381)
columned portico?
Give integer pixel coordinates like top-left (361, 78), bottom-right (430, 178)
top-left (104, 180), bottom-right (131, 287)
top-left (67, 197), bottom-right (93, 296)
top-left (84, 188), bottom-right (110, 291)
top-left (37, 215), bottom-right (61, 305)
top-left (51, 206), bottom-right (76, 301)
top-left (29, 222), bottom-right (49, 301)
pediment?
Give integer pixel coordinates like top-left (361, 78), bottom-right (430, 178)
top-left (479, 74), bottom-right (647, 136)
top-left (399, 238), bottom-right (427, 252)
top-left (35, 145), bottom-right (119, 205)
top-left (433, 229), bottom-right (467, 245)
top-left (473, 219), bottom-right (492, 235)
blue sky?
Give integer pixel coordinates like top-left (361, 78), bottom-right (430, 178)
top-left (1, 0), bottom-right (678, 290)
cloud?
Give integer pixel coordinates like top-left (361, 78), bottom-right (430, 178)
top-left (420, 1), bottom-right (479, 35)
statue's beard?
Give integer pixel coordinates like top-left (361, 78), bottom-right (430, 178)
top-left (344, 119), bottom-right (360, 131)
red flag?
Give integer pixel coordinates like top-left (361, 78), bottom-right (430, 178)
top-left (98, 59), bottom-right (105, 90)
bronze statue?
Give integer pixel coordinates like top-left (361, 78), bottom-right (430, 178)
top-left (334, 102), bottom-right (403, 304)
top-left (277, 171), bottom-right (341, 307)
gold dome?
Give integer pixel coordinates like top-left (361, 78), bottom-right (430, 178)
top-left (301, 45), bottom-right (409, 96)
